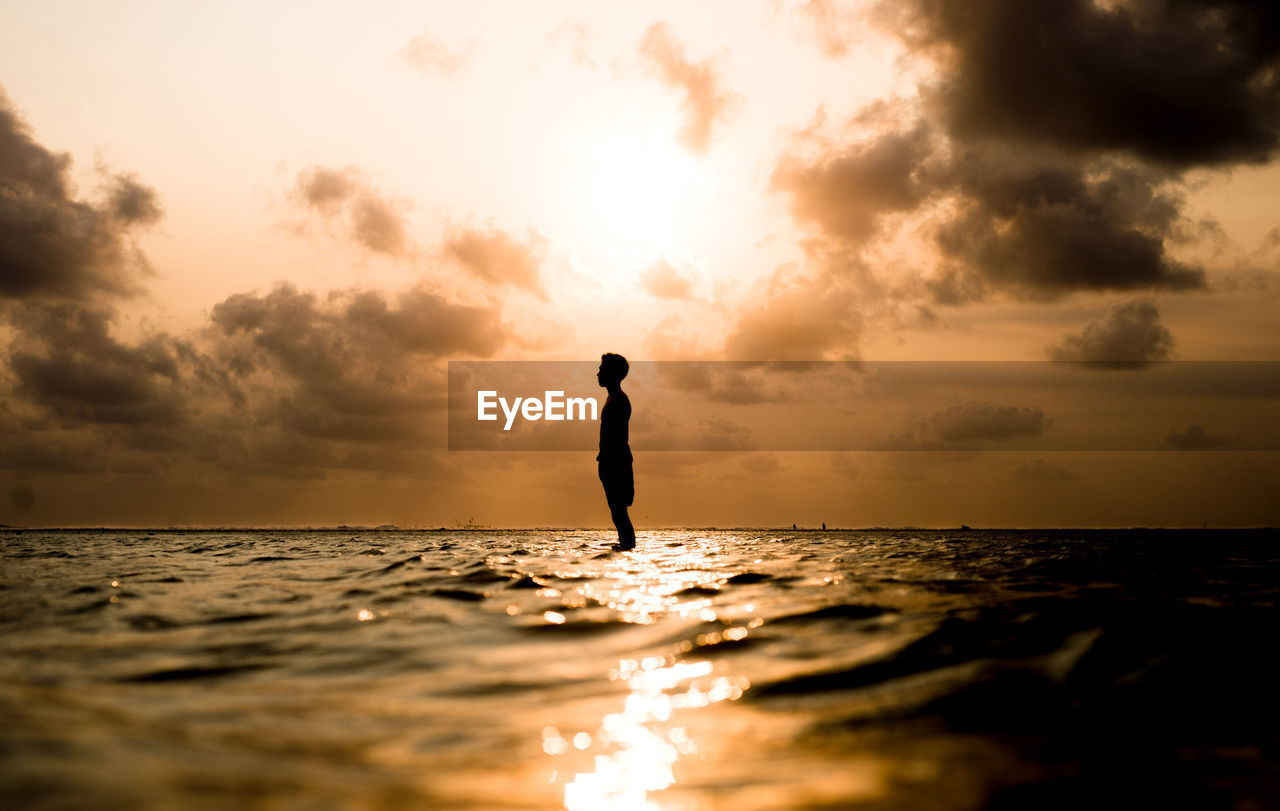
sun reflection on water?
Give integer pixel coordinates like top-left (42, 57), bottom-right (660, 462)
top-left (556, 655), bottom-right (750, 810)
top-left (539, 537), bottom-right (757, 808)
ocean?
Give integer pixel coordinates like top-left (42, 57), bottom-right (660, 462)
top-left (1, 528), bottom-right (1277, 809)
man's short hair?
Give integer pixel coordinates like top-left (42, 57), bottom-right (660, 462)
top-left (601, 352), bottom-right (629, 381)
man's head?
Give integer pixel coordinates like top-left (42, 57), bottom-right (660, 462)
top-left (597, 352), bottom-right (629, 387)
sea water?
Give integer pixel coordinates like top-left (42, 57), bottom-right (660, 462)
top-left (1, 529), bottom-right (1277, 809)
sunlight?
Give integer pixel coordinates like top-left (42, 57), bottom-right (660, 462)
top-left (576, 126), bottom-right (703, 260)
top-left (560, 656), bottom-right (749, 811)
top-left (549, 538), bottom-right (751, 809)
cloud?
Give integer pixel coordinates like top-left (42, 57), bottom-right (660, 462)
top-left (0, 93), bottom-right (500, 485)
top-left (104, 172), bottom-right (163, 225)
top-left (892, 0), bottom-right (1280, 168)
top-left (1048, 298), bottom-right (1175, 366)
top-left (1166, 423), bottom-right (1233, 450)
top-left (292, 166), bottom-right (408, 256)
top-left (654, 363), bottom-right (798, 405)
top-left (638, 22), bottom-right (739, 153)
top-left (211, 283), bottom-right (503, 369)
top-left (443, 226), bottom-right (548, 298)
top-left (9, 484), bottom-right (34, 512)
top-left (771, 2), bottom-right (1280, 303)
top-left (293, 166), bottom-right (355, 212)
top-left (0, 426), bottom-right (106, 475)
top-left (0, 90), bottom-right (157, 301)
top-left (772, 122), bottom-right (933, 246)
top-left (0, 92), bottom-right (70, 197)
top-left (926, 401), bottom-right (1049, 442)
top-left (887, 401), bottom-right (1050, 447)
top-left (786, 0), bottom-right (863, 58)
top-left (210, 282), bottom-right (505, 444)
top-left (724, 265), bottom-right (862, 360)
top-left (930, 152), bottom-right (1204, 299)
top-left (548, 19), bottom-right (597, 69)
top-left (2, 278), bottom-right (507, 478)
top-left (776, 122), bottom-right (1205, 299)
top-left (7, 303), bottom-right (191, 426)
top-left (694, 417), bottom-right (759, 451)
top-left (0, 91), bottom-right (508, 480)
top-left (641, 258), bottom-right (694, 299)
top-left (0, 86), bottom-right (190, 464)
top-left (398, 31), bottom-right (473, 75)
top-left (1010, 458), bottom-right (1080, 481)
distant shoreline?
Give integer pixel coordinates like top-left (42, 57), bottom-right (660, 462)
top-left (1, 525), bottom-right (1275, 532)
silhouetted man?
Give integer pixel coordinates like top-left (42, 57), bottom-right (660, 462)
top-left (596, 353), bottom-right (635, 550)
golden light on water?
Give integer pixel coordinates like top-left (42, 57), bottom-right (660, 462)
top-left (557, 655), bottom-right (750, 810)
top-left (542, 539), bottom-right (753, 809)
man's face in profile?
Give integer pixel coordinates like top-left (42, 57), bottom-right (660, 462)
top-left (596, 363), bottom-right (606, 387)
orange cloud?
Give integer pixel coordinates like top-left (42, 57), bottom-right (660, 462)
top-left (638, 22), bottom-right (739, 154)
top-left (641, 258), bottom-right (694, 299)
top-left (398, 31), bottom-right (473, 75)
top-left (1047, 299), bottom-right (1175, 367)
top-left (292, 166), bottom-right (409, 256)
top-left (723, 266), bottom-right (861, 360)
top-left (444, 226), bottom-right (548, 299)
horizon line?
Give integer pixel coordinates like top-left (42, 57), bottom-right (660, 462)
top-left (2, 524), bottom-right (1274, 532)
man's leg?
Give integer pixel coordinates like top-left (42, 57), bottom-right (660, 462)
top-left (610, 503), bottom-right (635, 547)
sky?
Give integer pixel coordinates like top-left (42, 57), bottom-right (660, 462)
top-left (1, 0), bottom-right (1278, 528)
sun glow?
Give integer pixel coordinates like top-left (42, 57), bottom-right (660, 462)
top-left (574, 127), bottom-right (706, 260)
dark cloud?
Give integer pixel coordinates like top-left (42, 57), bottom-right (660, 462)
top-left (294, 166), bottom-right (355, 212)
top-left (0, 90), bottom-right (156, 301)
top-left (930, 152), bottom-right (1204, 299)
top-left (105, 172), bottom-right (163, 225)
top-left (398, 31), bottom-right (473, 75)
top-left (292, 166), bottom-right (408, 256)
top-left (443, 226), bottom-right (548, 298)
top-left (772, 122), bottom-right (933, 245)
top-left (211, 283), bottom-right (504, 368)
top-left (0, 87), bottom-right (190, 466)
top-left (210, 283), bottom-right (505, 444)
top-left (1166, 423), bottom-right (1233, 449)
top-left (926, 401), bottom-right (1049, 442)
top-left (7, 304), bottom-right (189, 426)
top-left (1010, 458), bottom-right (1080, 481)
top-left (641, 258), bottom-right (694, 299)
top-left (0, 93), bottom-right (498, 485)
top-left (0, 91), bottom-right (71, 198)
top-left (1048, 298), bottom-right (1175, 366)
top-left (774, 1), bottom-right (1280, 303)
top-left (894, 0), bottom-right (1280, 168)
top-left (349, 195), bottom-right (406, 255)
top-left (0, 433), bottom-right (101, 475)
top-left (888, 401), bottom-right (1050, 447)
top-left (777, 124), bottom-right (1205, 299)
top-left (638, 22), bottom-right (739, 153)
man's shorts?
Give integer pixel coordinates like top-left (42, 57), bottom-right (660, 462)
top-left (597, 453), bottom-right (634, 507)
